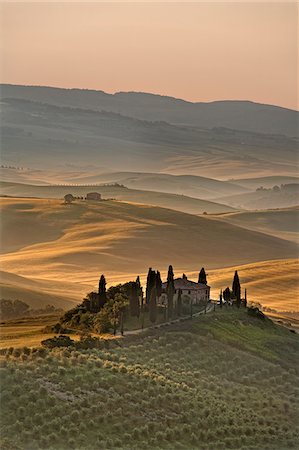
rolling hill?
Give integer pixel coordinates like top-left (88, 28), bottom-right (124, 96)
top-left (2, 83), bottom-right (299, 136)
top-left (1, 96), bottom-right (298, 179)
top-left (1, 197), bottom-right (297, 310)
top-left (228, 175), bottom-right (299, 190)
top-left (0, 181), bottom-right (236, 215)
top-left (215, 207), bottom-right (299, 243)
top-left (191, 259), bottom-right (299, 312)
top-left (216, 185), bottom-right (299, 210)
top-left (58, 171), bottom-right (249, 200)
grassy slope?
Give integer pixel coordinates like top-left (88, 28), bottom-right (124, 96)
top-left (0, 181), bottom-right (236, 215)
top-left (1, 309), bottom-right (298, 450)
top-left (0, 197), bottom-right (298, 310)
top-left (214, 207), bottom-right (299, 243)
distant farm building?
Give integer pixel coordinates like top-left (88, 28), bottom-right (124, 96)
top-left (159, 274), bottom-right (210, 306)
top-left (86, 192), bottom-right (102, 201)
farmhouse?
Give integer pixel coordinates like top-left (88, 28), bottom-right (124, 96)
top-left (86, 192), bottom-right (102, 201)
top-left (159, 274), bottom-right (210, 305)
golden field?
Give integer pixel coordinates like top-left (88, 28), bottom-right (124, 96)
top-left (0, 197), bottom-right (298, 313)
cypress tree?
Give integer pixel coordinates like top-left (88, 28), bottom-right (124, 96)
top-left (149, 286), bottom-right (157, 323)
top-left (232, 270), bottom-right (241, 307)
top-left (166, 265), bottom-right (175, 319)
top-left (146, 268), bottom-right (156, 304)
top-left (136, 276), bottom-right (143, 306)
top-left (244, 288), bottom-right (247, 308)
top-left (129, 282), bottom-right (140, 317)
top-left (198, 267), bottom-right (207, 285)
top-left (219, 290), bottom-right (223, 308)
top-left (156, 271), bottom-right (162, 299)
top-left (177, 288), bottom-right (182, 316)
top-left (98, 275), bottom-right (107, 309)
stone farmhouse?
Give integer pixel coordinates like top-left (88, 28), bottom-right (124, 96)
top-left (159, 274), bottom-right (210, 306)
top-left (86, 192), bottom-right (102, 201)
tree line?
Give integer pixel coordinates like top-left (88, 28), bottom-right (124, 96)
top-left (57, 265), bottom-right (209, 335)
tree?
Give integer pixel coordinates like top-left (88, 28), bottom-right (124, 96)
top-left (198, 267), bottom-right (207, 285)
top-left (149, 287), bottom-right (157, 323)
top-left (166, 265), bottom-right (175, 319)
top-left (219, 290), bottom-right (223, 308)
top-left (98, 275), bottom-right (107, 309)
top-left (156, 271), bottom-right (162, 299)
top-left (146, 268), bottom-right (156, 304)
top-left (244, 288), bottom-right (247, 308)
top-left (64, 194), bottom-right (74, 204)
top-left (108, 294), bottom-right (128, 335)
top-left (232, 271), bottom-right (241, 307)
top-left (177, 289), bottom-right (182, 316)
top-left (129, 281), bottom-right (140, 317)
top-left (223, 287), bottom-right (231, 304)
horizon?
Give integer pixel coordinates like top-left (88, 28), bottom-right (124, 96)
top-left (2, 82), bottom-right (298, 112)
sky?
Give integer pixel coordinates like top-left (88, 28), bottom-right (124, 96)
top-left (1, 2), bottom-right (298, 109)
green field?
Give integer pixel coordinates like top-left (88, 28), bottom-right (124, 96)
top-left (1, 308), bottom-right (298, 450)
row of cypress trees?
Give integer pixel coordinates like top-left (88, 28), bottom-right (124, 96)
top-left (92, 265), bottom-right (209, 324)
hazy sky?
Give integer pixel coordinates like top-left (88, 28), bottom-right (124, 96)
top-left (1, 2), bottom-right (298, 109)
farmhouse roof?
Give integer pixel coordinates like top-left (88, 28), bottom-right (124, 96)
top-left (162, 277), bottom-right (210, 290)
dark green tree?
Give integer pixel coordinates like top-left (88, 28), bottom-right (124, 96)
top-left (129, 281), bottom-right (140, 317)
top-left (98, 275), bottom-right (107, 309)
top-left (166, 265), bottom-right (175, 319)
top-left (136, 275), bottom-right (143, 305)
top-left (146, 268), bottom-right (156, 304)
top-left (223, 287), bottom-right (231, 304)
top-left (244, 288), bottom-right (247, 308)
top-left (177, 288), bottom-right (182, 316)
top-left (232, 270), bottom-right (241, 307)
top-left (156, 271), bottom-right (162, 299)
top-left (198, 267), bottom-right (207, 285)
top-left (149, 286), bottom-right (157, 323)
top-left (219, 290), bottom-right (223, 308)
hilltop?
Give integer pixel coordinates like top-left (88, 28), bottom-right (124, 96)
top-left (0, 181), bottom-right (236, 215)
top-left (2, 83), bottom-right (299, 136)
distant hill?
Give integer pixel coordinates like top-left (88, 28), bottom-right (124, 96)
top-left (229, 175), bottom-right (299, 190)
top-left (0, 181), bottom-right (236, 214)
top-left (215, 207), bottom-right (299, 243)
top-left (59, 171), bottom-right (249, 200)
top-left (2, 84), bottom-right (299, 136)
top-left (216, 184), bottom-right (299, 210)
top-left (1, 97), bottom-right (297, 178)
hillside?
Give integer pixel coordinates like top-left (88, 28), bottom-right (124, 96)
top-left (1, 309), bottom-right (299, 450)
top-left (0, 181), bottom-right (236, 215)
top-left (216, 186), bottom-right (299, 210)
top-left (60, 171), bottom-right (249, 200)
top-left (2, 83), bottom-right (299, 136)
top-left (195, 259), bottom-right (299, 312)
top-left (215, 207), bottom-right (299, 243)
top-left (229, 175), bottom-right (299, 190)
top-left (1, 97), bottom-right (298, 178)
top-left (0, 271), bottom-right (80, 310)
top-left (1, 198), bottom-right (297, 311)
